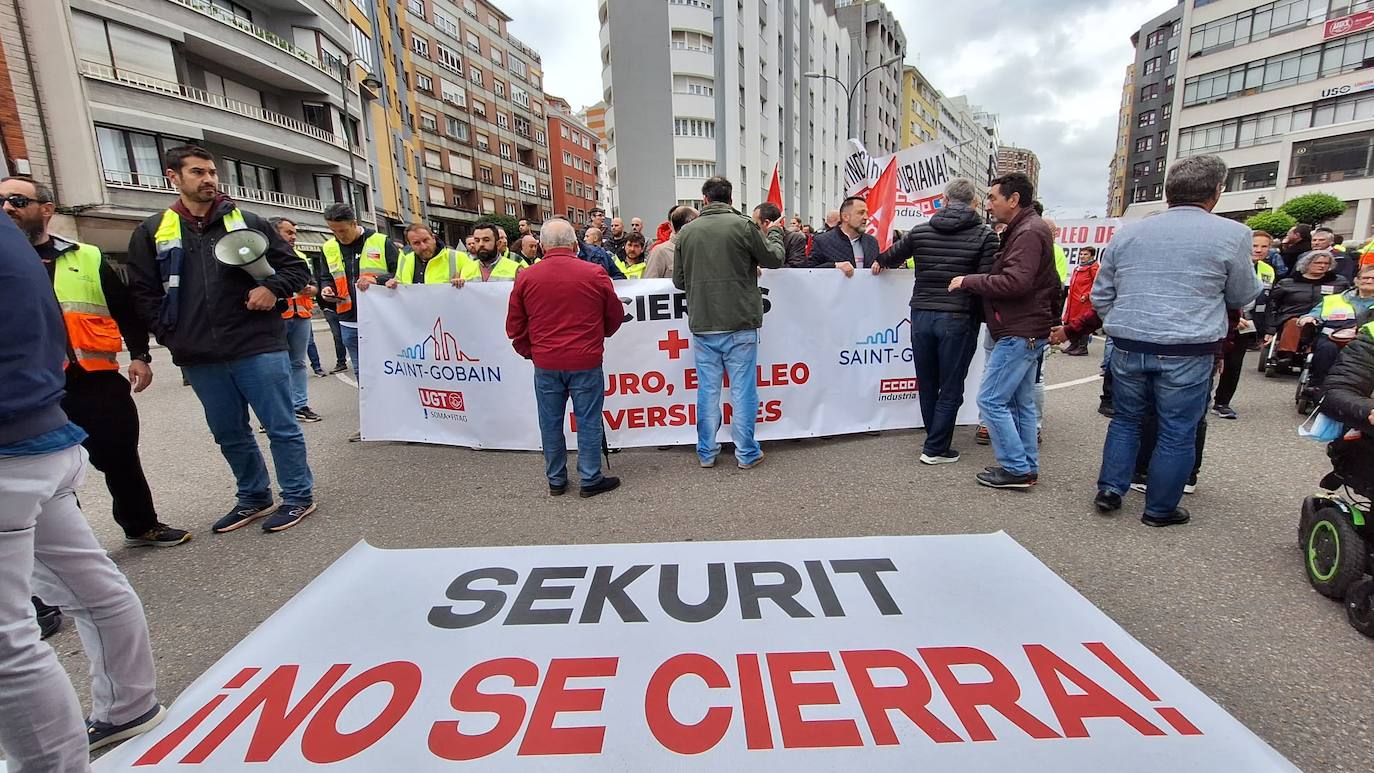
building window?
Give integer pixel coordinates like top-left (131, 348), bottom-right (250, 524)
top-left (1227, 161), bottom-right (1279, 190)
top-left (351, 24), bottom-right (373, 72)
top-left (1168, 47), bottom-right (1178, 64)
top-left (1162, 104), bottom-right (1172, 120)
top-left (419, 112), bottom-right (438, 133)
top-left (1156, 158), bottom-right (1166, 173)
top-left (534, 129), bottom-right (546, 145)
top-left (490, 49), bottom-right (503, 68)
top-left (1136, 136), bottom-right (1153, 152)
top-left (73, 12), bottom-right (178, 82)
top-left (412, 34), bottom-right (429, 58)
top-left (675, 160), bottom-right (716, 178)
top-left (500, 141), bottom-right (512, 159)
top-left (476, 131), bottom-right (490, 151)
top-left (1152, 183), bottom-right (1163, 198)
top-left (509, 56), bottom-right (527, 79)
top-left (482, 196), bottom-right (496, 212)
top-left (497, 112), bottom-right (509, 130)
top-left (670, 30), bottom-right (713, 52)
top-left (425, 148), bottom-right (442, 169)
top-left (1146, 30), bottom-right (1164, 48)
top-left (1132, 161), bottom-right (1150, 176)
top-left (469, 65), bottom-right (484, 87)
top-left (221, 157), bottom-right (279, 192)
top-left (1184, 29), bottom-right (1374, 108)
top-left (1159, 130), bottom-right (1169, 147)
top-left (673, 118), bottom-right (715, 137)
top-left (451, 153), bottom-right (473, 177)
top-left (407, 0), bottom-right (425, 16)
top-left (446, 116), bottom-right (470, 140)
top-left (95, 126), bottom-right (189, 187)
top-left (428, 184), bottom-right (446, 205)
top-left (511, 85), bottom-right (530, 108)
top-left (505, 201), bottom-right (517, 216)
top-left (1290, 130), bottom-right (1374, 185)
top-left (416, 72), bottom-right (434, 93)
top-left (494, 80), bottom-right (505, 98)
top-left (1140, 83), bottom-right (1158, 101)
top-left (466, 31), bottom-right (481, 53)
top-left (502, 170), bottom-right (514, 188)
top-left (673, 74), bottom-right (715, 96)
top-left (514, 116), bottom-right (530, 136)
top-left (480, 167), bottom-right (493, 183)
top-left (565, 178), bottom-right (573, 193)
top-left (472, 99), bottom-right (486, 119)
top-left (1189, 0), bottom-right (1325, 58)
top-left (441, 78), bottom-right (466, 107)
top-left (349, 0), bottom-right (368, 14)
top-left (437, 45), bottom-right (463, 74)
top-left (1138, 110), bottom-right (1157, 127)
top-left (1165, 74), bottom-right (1176, 92)
top-left (1142, 57), bottom-right (1160, 75)
top-left (435, 12), bottom-right (459, 37)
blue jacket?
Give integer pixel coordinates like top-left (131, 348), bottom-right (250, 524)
top-left (0, 213), bottom-right (72, 446)
top-left (578, 242), bottom-right (626, 280)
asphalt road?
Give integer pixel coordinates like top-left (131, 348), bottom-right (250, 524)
top-left (26, 330), bottom-right (1374, 771)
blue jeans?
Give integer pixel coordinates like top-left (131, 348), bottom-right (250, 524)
top-left (1097, 350), bottom-right (1214, 516)
top-left (976, 336), bottom-right (1047, 476)
top-left (533, 367), bottom-right (605, 488)
top-left (322, 309), bottom-right (348, 368)
top-left (285, 317), bottom-right (311, 410)
top-left (183, 351), bottom-right (314, 507)
top-left (693, 330), bottom-right (761, 465)
top-left (306, 325), bottom-right (323, 371)
top-left (340, 324), bottom-right (360, 378)
top-left (910, 310), bottom-right (978, 455)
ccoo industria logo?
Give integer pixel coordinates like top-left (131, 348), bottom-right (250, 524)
top-left (382, 317), bottom-right (502, 387)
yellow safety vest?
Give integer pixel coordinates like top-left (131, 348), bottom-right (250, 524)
top-left (322, 231), bottom-right (391, 314)
top-left (615, 257), bottom-right (647, 279)
top-left (458, 255), bottom-right (522, 282)
top-left (1053, 244), bottom-right (1068, 284)
top-left (1256, 260), bottom-right (1276, 287)
top-left (52, 243), bottom-right (122, 372)
top-left (396, 247), bottom-right (469, 284)
top-left (282, 248), bottom-right (314, 319)
top-left (1319, 292), bottom-right (1359, 325)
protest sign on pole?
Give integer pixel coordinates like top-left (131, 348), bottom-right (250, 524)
top-left (94, 533), bottom-right (1299, 771)
top-left (844, 139), bottom-right (952, 233)
top-left (355, 272), bottom-right (984, 450)
top-left (1053, 218), bottom-right (1122, 269)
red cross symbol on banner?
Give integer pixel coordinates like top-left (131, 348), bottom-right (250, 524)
top-left (658, 330), bottom-right (690, 360)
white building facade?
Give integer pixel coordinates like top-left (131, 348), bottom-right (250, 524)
top-left (1129, 0), bottom-right (1374, 240)
top-left (599, 0), bottom-right (851, 225)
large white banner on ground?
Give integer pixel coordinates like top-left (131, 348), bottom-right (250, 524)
top-left (354, 271), bottom-right (984, 450)
top-left (1053, 218), bottom-right (1122, 270)
top-left (844, 139), bottom-right (952, 232)
top-left (93, 533), bottom-right (1297, 771)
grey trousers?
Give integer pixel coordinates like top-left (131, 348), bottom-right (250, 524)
top-left (0, 445), bottom-right (158, 772)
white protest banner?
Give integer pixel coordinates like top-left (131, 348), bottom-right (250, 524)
top-left (94, 533), bottom-right (1298, 771)
top-left (1053, 218), bottom-right (1122, 270)
top-left (844, 139), bottom-right (953, 232)
top-left (355, 271), bottom-right (983, 450)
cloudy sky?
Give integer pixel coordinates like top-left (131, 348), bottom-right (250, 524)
top-left (502, 0), bottom-right (1177, 217)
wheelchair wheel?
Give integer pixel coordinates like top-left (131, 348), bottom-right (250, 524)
top-left (1304, 507), bottom-right (1368, 599)
top-left (1295, 363), bottom-right (1315, 415)
top-left (1346, 577), bottom-right (1374, 639)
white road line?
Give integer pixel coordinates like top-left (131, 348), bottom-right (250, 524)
top-left (336, 374), bottom-right (358, 388)
top-left (1045, 374), bottom-right (1103, 392)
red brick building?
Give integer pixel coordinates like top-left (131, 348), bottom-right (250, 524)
top-left (546, 95), bottom-right (597, 225)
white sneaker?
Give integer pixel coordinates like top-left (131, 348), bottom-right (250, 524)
top-left (919, 450), bottom-right (961, 465)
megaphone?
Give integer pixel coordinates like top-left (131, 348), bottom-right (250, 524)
top-left (214, 230), bottom-right (275, 280)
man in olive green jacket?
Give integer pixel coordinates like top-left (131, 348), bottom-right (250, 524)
top-left (673, 176), bottom-right (785, 470)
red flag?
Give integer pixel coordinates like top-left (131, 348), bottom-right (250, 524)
top-left (766, 163), bottom-right (783, 213)
top-left (866, 157), bottom-right (899, 251)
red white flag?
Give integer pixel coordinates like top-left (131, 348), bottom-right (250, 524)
top-left (766, 163), bottom-right (783, 214)
top-left (866, 157), bottom-right (899, 251)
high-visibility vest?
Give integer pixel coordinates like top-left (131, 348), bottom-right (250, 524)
top-left (1319, 292), bottom-right (1360, 325)
top-left (1053, 244), bottom-right (1068, 284)
top-left (322, 231), bottom-right (391, 314)
top-left (52, 243), bottom-right (122, 372)
top-left (457, 254), bottom-right (522, 282)
top-left (615, 257), bottom-right (647, 279)
top-left (1256, 260), bottom-right (1276, 287)
top-left (154, 206), bottom-right (249, 329)
top-left (282, 248), bottom-right (314, 319)
top-left (1363, 321), bottom-right (1374, 338)
top-left (396, 247), bottom-right (469, 284)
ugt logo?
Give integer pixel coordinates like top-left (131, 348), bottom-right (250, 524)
top-left (419, 388), bottom-right (465, 412)
top-left (399, 318), bottom-right (479, 362)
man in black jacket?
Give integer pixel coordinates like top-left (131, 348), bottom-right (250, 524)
top-left (125, 146), bottom-right (316, 535)
top-left (1324, 317), bottom-right (1374, 432)
top-left (809, 196), bottom-right (879, 275)
top-left (873, 178), bottom-right (998, 464)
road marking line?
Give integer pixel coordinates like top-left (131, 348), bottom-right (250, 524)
top-left (337, 374), bottom-right (358, 388)
top-left (1046, 374), bottom-right (1102, 392)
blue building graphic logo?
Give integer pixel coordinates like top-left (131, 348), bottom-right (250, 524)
top-left (399, 318), bottom-right (479, 363)
top-left (857, 318), bottom-right (910, 346)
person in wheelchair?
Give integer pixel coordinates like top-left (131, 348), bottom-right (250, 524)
top-left (1321, 315), bottom-right (1374, 497)
top-left (1301, 264), bottom-right (1374, 397)
top-left (1264, 251), bottom-right (1350, 370)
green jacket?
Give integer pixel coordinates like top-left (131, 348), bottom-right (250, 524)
top-left (672, 203), bottom-right (785, 334)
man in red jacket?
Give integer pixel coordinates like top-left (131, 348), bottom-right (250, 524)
top-left (507, 219), bottom-right (625, 498)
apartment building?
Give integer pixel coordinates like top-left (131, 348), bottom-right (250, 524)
top-left (4, 0), bottom-right (374, 253)
top-left (1145, 0), bottom-right (1374, 239)
top-left (402, 0), bottom-right (553, 245)
top-left (599, 0), bottom-right (852, 225)
top-left (579, 101), bottom-right (614, 214)
top-left (900, 64), bottom-right (941, 147)
top-left (1121, 1), bottom-right (1186, 212)
top-left (1108, 63), bottom-right (1136, 216)
top-left (830, 0), bottom-right (907, 155)
top-left (547, 95), bottom-right (599, 225)
top-left (997, 146), bottom-right (1042, 191)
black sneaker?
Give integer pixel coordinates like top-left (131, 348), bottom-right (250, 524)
top-left (125, 524), bottom-right (192, 548)
top-left (919, 449), bottom-right (961, 465)
top-left (550, 484), bottom-right (568, 496)
top-left (1211, 404), bottom-right (1238, 420)
top-left (212, 503), bottom-right (275, 534)
top-left (1094, 490), bottom-right (1123, 513)
top-left (579, 476), bottom-right (621, 498)
top-left (88, 704), bottom-right (167, 751)
top-left (1129, 473), bottom-right (1148, 493)
top-left (263, 502), bottom-right (317, 533)
top-left (329, 363), bottom-right (349, 374)
top-left (1142, 507), bottom-right (1191, 527)
top-left (313, 367), bottom-right (328, 377)
top-left (295, 407), bottom-right (323, 423)
top-left (35, 600), bottom-right (62, 639)
top-left (976, 467), bottom-right (1035, 489)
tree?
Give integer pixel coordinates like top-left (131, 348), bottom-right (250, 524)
top-left (1246, 210), bottom-right (1296, 239)
top-left (479, 213), bottom-right (522, 245)
top-left (1278, 193), bottom-right (1346, 226)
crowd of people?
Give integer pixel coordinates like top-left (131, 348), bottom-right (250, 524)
top-left (4, 138), bottom-right (1374, 771)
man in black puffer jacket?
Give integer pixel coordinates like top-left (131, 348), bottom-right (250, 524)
top-left (873, 177), bottom-right (998, 464)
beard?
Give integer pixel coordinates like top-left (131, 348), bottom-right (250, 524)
top-left (186, 183), bottom-right (218, 203)
top-left (5, 211), bottom-right (43, 242)
top-left (473, 247), bottom-right (498, 263)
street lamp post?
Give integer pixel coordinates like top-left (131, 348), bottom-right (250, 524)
top-left (329, 54), bottom-right (381, 212)
top-left (804, 54), bottom-right (903, 142)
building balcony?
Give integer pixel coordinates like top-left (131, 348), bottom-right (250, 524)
top-left (167, 0), bottom-right (340, 81)
top-left (80, 61), bottom-right (362, 168)
top-left (101, 170), bottom-right (351, 224)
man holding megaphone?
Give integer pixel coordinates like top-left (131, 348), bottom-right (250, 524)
top-left (125, 146), bottom-right (317, 535)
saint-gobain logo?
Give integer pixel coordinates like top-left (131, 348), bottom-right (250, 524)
top-left (399, 318), bottom-right (479, 362)
top-left (418, 388), bottom-right (465, 412)
top-left (880, 378), bottom-right (919, 395)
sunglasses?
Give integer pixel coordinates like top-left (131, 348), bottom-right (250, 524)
top-left (2, 194), bottom-right (48, 209)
